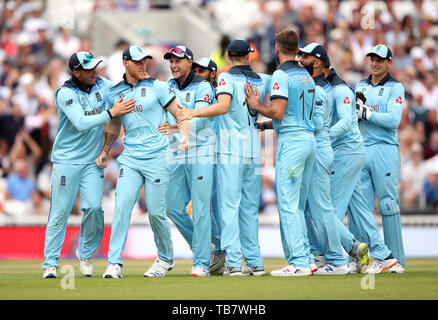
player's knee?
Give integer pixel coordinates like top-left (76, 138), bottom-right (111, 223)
top-left (378, 197), bottom-right (400, 216)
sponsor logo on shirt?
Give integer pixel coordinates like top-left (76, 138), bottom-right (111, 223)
top-left (344, 97), bottom-right (350, 104)
top-left (219, 79), bottom-right (226, 86)
top-left (85, 106), bottom-right (102, 116)
top-left (396, 96), bottom-right (402, 104)
top-left (272, 82), bottom-right (280, 90)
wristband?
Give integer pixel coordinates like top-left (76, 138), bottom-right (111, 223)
top-left (261, 123), bottom-right (267, 131)
top-left (107, 110), bottom-right (113, 119)
top-left (101, 148), bottom-right (109, 156)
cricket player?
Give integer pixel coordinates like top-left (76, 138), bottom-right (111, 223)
top-left (164, 46), bottom-right (216, 277)
top-left (42, 51), bottom-right (134, 279)
top-left (245, 28), bottom-right (316, 276)
top-left (176, 38), bottom-right (266, 277)
top-left (298, 43), bottom-right (349, 275)
top-left (355, 44), bottom-right (406, 273)
top-left (323, 50), bottom-right (398, 274)
top-left (192, 57), bottom-right (226, 275)
top-left (100, 45), bottom-right (189, 278)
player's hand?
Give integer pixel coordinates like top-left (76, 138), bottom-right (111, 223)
top-left (110, 98), bottom-right (135, 117)
top-left (176, 103), bottom-right (193, 123)
top-left (178, 135), bottom-right (189, 152)
top-left (95, 149), bottom-right (109, 168)
top-left (245, 83), bottom-right (260, 110)
top-left (158, 121), bottom-right (171, 134)
top-left (356, 99), bottom-right (372, 121)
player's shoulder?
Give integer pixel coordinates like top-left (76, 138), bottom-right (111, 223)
top-left (313, 73), bottom-right (330, 89)
top-left (109, 80), bottom-right (130, 98)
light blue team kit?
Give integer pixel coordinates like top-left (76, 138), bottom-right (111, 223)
top-left (43, 74), bottom-right (113, 269)
top-left (166, 71), bottom-right (216, 270)
top-left (269, 60), bottom-right (316, 268)
top-left (214, 65), bottom-right (266, 269)
top-left (355, 72), bottom-right (406, 266)
top-left (106, 75), bottom-right (177, 267)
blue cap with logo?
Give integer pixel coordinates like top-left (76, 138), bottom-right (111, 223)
top-left (193, 57), bottom-right (217, 72)
top-left (298, 43), bottom-right (331, 68)
top-left (69, 51), bottom-right (102, 71)
top-left (366, 44), bottom-right (392, 60)
top-left (123, 45), bottom-right (153, 61)
top-left (227, 38), bottom-right (254, 57)
top-left (164, 45), bottom-right (194, 60)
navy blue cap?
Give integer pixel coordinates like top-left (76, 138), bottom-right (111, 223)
top-left (163, 45), bottom-right (194, 61)
top-left (193, 57), bottom-right (217, 72)
top-left (366, 44), bottom-right (392, 60)
top-left (298, 43), bottom-right (330, 68)
top-left (122, 45), bottom-right (153, 61)
top-left (227, 38), bottom-right (254, 57)
top-left (68, 51), bottom-right (102, 71)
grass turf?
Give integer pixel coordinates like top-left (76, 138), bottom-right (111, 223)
top-left (1, 258), bottom-right (438, 300)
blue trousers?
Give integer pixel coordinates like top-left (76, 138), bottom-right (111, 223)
top-left (276, 133), bottom-right (316, 268)
top-left (356, 143), bottom-right (406, 266)
top-left (331, 144), bottom-right (391, 260)
top-left (42, 163), bottom-right (104, 269)
top-left (107, 155), bottom-right (173, 266)
top-left (305, 144), bottom-right (347, 267)
top-left (216, 155), bottom-right (263, 268)
top-left (166, 157), bottom-right (214, 270)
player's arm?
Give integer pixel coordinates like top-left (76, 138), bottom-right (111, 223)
top-left (95, 116), bottom-right (122, 168)
top-left (58, 88), bottom-right (134, 132)
top-left (329, 86), bottom-right (353, 140)
top-left (245, 70), bottom-right (287, 120)
top-left (166, 98), bottom-right (189, 151)
top-left (357, 83), bottom-right (404, 129)
top-left (313, 87), bottom-right (327, 131)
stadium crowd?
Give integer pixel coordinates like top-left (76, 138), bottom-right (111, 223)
top-left (0, 0), bottom-right (438, 219)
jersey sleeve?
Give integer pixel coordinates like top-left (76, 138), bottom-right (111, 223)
top-left (216, 72), bottom-right (234, 98)
top-left (313, 86), bottom-right (327, 131)
top-left (56, 87), bottom-right (110, 132)
top-left (329, 85), bottom-right (353, 140)
top-left (369, 82), bottom-right (404, 130)
top-left (194, 81), bottom-right (215, 109)
top-left (155, 80), bottom-right (176, 109)
top-left (270, 70), bottom-right (288, 101)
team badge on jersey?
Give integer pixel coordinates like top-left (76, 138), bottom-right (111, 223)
top-left (65, 99), bottom-right (73, 106)
top-left (186, 93), bottom-right (190, 103)
top-left (378, 88), bottom-right (384, 96)
top-left (141, 88), bottom-right (146, 97)
top-left (96, 92), bottom-right (102, 101)
top-left (80, 96), bottom-right (87, 107)
top-left (118, 92), bottom-right (124, 100)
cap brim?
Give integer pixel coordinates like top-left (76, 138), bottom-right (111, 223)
top-left (193, 61), bottom-right (208, 69)
top-left (82, 59), bottom-right (103, 70)
top-left (366, 52), bottom-right (389, 59)
top-left (131, 54), bottom-right (153, 61)
top-left (164, 52), bottom-right (185, 60)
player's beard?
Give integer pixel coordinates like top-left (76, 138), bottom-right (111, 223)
top-left (303, 61), bottom-right (315, 76)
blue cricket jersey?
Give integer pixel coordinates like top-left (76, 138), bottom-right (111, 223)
top-left (52, 76), bottom-right (113, 164)
top-left (215, 65), bottom-right (267, 159)
top-left (326, 68), bottom-right (363, 152)
top-left (107, 75), bottom-right (175, 161)
top-left (167, 71), bottom-right (216, 160)
top-left (355, 73), bottom-right (405, 146)
top-left (270, 60), bottom-right (315, 136)
top-left (313, 73), bottom-right (333, 147)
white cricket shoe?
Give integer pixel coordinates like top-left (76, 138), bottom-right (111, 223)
top-left (347, 259), bottom-right (361, 274)
top-left (350, 242), bottom-right (369, 272)
top-left (242, 265), bottom-right (266, 276)
top-left (144, 258), bottom-right (175, 277)
top-left (223, 267), bottom-right (248, 277)
top-left (365, 258), bottom-right (398, 274)
top-left (313, 264), bottom-right (349, 275)
top-left (191, 266), bottom-right (210, 277)
top-left (388, 263), bottom-right (405, 274)
top-left (76, 249), bottom-right (93, 277)
top-left (103, 264), bottom-right (122, 278)
top-left (309, 263), bottom-right (318, 273)
top-left (43, 266), bottom-right (57, 279)
top-left (314, 255), bottom-right (326, 268)
top-left (270, 265), bottom-right (312, 277)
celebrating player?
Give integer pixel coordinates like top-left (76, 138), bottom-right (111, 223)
top-left (100, 45), bottom-right (189, 279)
top-left (42, 51), bottom-right (134, 279)
top-left (245, 28), bottom-right (316, 276)
top-left (355, 44), bottom-right (406, 273)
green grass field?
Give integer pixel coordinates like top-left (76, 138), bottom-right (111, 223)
top-left (1, 258), bottom-right (438, 300)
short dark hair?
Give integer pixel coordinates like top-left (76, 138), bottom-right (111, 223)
top-left (275, 28), bottom-right (299, 55)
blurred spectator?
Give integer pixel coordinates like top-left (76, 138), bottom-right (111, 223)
top-left (424, 130), bottom-right (438, 160)
top-left (400, 142), bottom-right (428, 209)
top-left (424, 166), bottom-right (438, 209)
top-left (106, 39), bottom-right (129, 83)
top-left (53, 27), bottom-right (80, 60)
